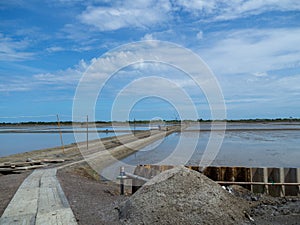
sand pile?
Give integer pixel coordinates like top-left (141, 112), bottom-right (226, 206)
top-left (118, 166), bottom-right (250, 225)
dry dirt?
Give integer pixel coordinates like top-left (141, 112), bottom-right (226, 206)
top-left (57, 165), bottom-right (128, 225)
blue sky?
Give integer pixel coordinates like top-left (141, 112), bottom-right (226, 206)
top-left (1, 0), bottom-right (300, 122)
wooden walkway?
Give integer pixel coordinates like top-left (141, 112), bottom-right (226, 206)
top-left (0, 168), bottom-right (77, 225)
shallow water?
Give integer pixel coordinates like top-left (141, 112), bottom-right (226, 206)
top-left (1, 123), bottom-right (300, 167)
top-left (0, 125), bottom-right (150, 132)
top-left (186, 122), bottom-right (300, 131)
top-left (121, 129), bottom-right (300, 168)
top-left (0, 129), bottom-right (128, 157)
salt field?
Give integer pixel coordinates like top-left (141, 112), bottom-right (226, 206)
top-left (0, 125), bottom-right (135, 157)
top-left (1, 123), bottom-right (300, 167)
top-left (121, 123), bottom-right (300, 168)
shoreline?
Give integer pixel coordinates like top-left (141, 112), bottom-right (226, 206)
top-left (1, 120), bottom-right (300, 127)
top-left (1, 122), bottom-right (300, 163)
top-left (0, 128), bottom-right (178, 168)
top-left (0, 130), bottom-right (151, 160)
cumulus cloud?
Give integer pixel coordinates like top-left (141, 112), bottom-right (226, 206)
top-left (69, 0), bottom-right (300, 42)
top-left (78, 0), bottom-right (171, 31)
top-left (142, 33), bottom-right (154, 40)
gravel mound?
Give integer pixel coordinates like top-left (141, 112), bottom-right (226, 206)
top-left (118, 166), bottom-right (249, 225)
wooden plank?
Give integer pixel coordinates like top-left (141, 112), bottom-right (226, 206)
top-left (0, 168), bottom-right (77, 225)
top-left (36, 208), bottom-right (78, 225)
top-left (0, 163), bottom-right (15, 168)
top-left (0, 170), bottom-right (43, 225)
top-left (0, 164), bottom-right (48, 173)
top-left (0, 214), bottom-right (36, 225)
top-left (0, 159), bottom-right (64, 170)
top-left (12, 161), bottom-right (43, 167)
top-left (35, 168), bottom-right (77, 225)
top-left (284, 168), bottom-right (298, 196)
top-left (280, 168), bottom-right (285, 197)
top-left (42, 159), bottom-right (65, 163)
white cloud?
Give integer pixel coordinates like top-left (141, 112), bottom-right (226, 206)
top-left (218, 71), bottom-right (300, 118)
top-left (196, 31), bottom-right (203, 40)
top-left (63, 0), bottom-right (300, 46)
top-left (0, 0), bottom-right (27, 9)
top-left (174, 0), bottom-right (216, 14)
top-left (111, 76), bottom-right (200, 120)
top-left (78, 0), bottom-right (171, 31)
top-left (141, 33), bottom-right (154, 40)
top-left (0, 33), bottom-right (34, 61)
top-left (273, 74), bottom-right (300, 92)
top-left (139, 30), bottom-right (179, 43)
top-left (0, 79), bottom-right (33, 92)
top-left (33, 59), bottom-right (89, 85)
top-left (46, 46), bottom-right (65, 53)
top-left (201, 28), bottom-right (300, 75)
top-left (0, 59), bottom-right (90, 92)
top-left (253, 72), bottom-right (268, 77)
top-left (227, 0), bottom-right (300, 19)
top-left (175, 0), bottom-right (300, 21)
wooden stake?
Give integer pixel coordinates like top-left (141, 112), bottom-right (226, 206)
top-left (297, 168), bottom-right (300, 196)
top-left (86, 115), bottom-right (89, 151)
top-left (250, 168), bottom-right (253, 193)
top-left (280, 168), bottom-right (285, 197)
top-left (263, 167), bottom-right (269, 195)
top-left (56, 114), bottom-right (65, 154)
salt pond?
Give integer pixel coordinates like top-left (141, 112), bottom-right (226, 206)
top-left (1, 123), bottom-right (300, 168)
top-left (0, 125), bottom-right (137, 157)
top-left (121, 124), bottom-right (300, 168)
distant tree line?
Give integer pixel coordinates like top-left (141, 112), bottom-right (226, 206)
top-left (0, 117), bottom-right (299, 126)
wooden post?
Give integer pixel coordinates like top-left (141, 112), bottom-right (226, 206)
top-left (250, 168), bottom-right (253, 192)
top-left (280, 168), bottom-right (285, 197)
top-left (263, 167), bottom-right (269, 195)
top-left (86, 115), bottom-right (89, 151)
top-left (119, 166), bottom-right (126, 195)
top-left (297, 168), bottom-right (300, 196)
top-left (56, 114), bottom-right (65, 154)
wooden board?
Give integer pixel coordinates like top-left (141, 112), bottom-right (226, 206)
top-left (0, 168), bottom-right (77, 225)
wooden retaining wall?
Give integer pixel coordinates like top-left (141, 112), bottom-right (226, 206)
top-left (131, 165), bottom-right (300, 197)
